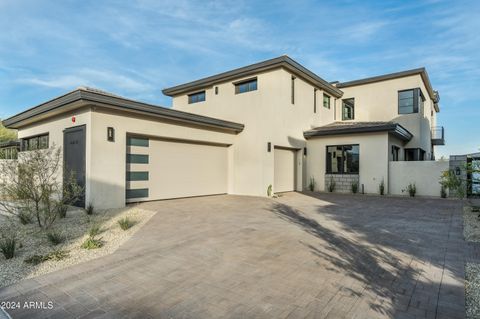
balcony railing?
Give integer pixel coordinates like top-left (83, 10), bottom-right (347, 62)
top-left (432, 126), bottom-right (445, 145)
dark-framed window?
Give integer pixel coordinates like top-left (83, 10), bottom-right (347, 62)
top-left (342, 98), bottom-right (354, 120)
top-left (323, 94), bottom-right (331, 109)
top-left (21, 134), bottom-right (49, 151)
top-left (291, 76), bottom-right (295, 104)
top-left (188, 91), bottom-right (206, 104)
top-left (235, 78), bottom-right (257, 94)
top-left (405, 148), bottom-right (426, 161)
top-left (398, 88), bottom-right (424, 114)
top-left (313, 89), bottom-right (317, 113)
top-left (392, 145), bottom-right (400, 161)
top-left (326, 144), bottom-right (359, 174)
top-left (0, 147), bottom-right (18, 159)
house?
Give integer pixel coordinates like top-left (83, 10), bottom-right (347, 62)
top-left (2, 56), bottom-right (445, 209)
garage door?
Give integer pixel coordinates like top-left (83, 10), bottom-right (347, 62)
top-left (126, 135), bottom-right (228, 202)
top-left (274, 147), bottom-right (296, 193)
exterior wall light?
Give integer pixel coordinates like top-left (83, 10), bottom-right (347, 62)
top-left (303, 147), bottom-right (307, 156)
top-left (107, 127), bottom-right (115, 142)
top-left (267, 142), bottom-right (271, 152)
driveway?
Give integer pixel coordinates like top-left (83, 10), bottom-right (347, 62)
top-left (0, 193), bottom-right (465, 319)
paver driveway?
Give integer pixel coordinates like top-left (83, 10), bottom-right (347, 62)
top-left (0, 192), bottom-right (465, 319)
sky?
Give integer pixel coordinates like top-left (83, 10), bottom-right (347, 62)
top-left (0, 0), bottom-right (478, 157)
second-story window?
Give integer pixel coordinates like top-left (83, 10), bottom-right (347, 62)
top-left (188, 91), bottom-right (206, 104)
top-left (313, 89), bottom-right (317, 113)
top-left (342, 98), bottom-right (355, 120)
top-left (235, 78), bottom-right (257, 94)
top-left (291, 76), bottom-right (295, 104)
top-left (398, 88), bottom-right (424, 114)
top-left (323, 94), bottom-right (331, 109)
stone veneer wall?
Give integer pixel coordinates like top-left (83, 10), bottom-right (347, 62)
top-left (325, 174), bottom-right (359, 193)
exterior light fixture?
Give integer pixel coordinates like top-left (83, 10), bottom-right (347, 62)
top-left (267, 142), bottom-right (271, 152)
top-left (107, 127), bottom-right (115, 142)
top-left (303, 147), bottom-right (307, 156)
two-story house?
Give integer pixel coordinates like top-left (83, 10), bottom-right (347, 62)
top-left (2, 56), bottom-right (444, 209)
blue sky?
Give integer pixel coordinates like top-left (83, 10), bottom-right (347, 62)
top-left (0, 0), bottom-right (478, 156)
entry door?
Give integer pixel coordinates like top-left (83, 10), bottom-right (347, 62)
top-left (274, 148), bottom-right (297, 193)
top-left (64, 125), bottom-right (86, 207)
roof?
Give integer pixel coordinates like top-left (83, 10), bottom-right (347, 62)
top-left (162, 55), bottom-right (343, 98)
top-left (304, 121), bottom-right (413, 141)
top-left (3, 87), bottom-right (245, 133)
top-left (336, 68), bottom-right (440, 112)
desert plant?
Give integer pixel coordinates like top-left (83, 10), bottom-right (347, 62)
top-left (379, 179), bottom-right (385, 195)
top-left (57, 204), bottom-right (68, 218)
top-left (440, 185), bottom-right (447, 198)
top-left (0, 231), bottom-right (17, 259)
top-left (81, 237), bottom-right (103, 250)
top-left (118, 217), bottom-right (135, 230)
top-left (17, 208), bottom-right (32, 225)
top-left (440, 169), bottom-right (465, 199)
top-left (351, 182), bottom-right (358, 194)
top-left (406, 183), bottom-right (416, 197)
top-left (267, 184), bottom-right (273, 197)
top-left (24, 249), bottom-right (69, 265)
top-left (308, 177), bottom-right (316, 191)
top-left (88, 223), bottom-right (102, 237)
top-left (85, 203), bottom-right (95, 215)
top-left (0, 146), bottom-right (83, 229)
top-left (46, 231), bottom-right (65, 246)
top-left (327, 176), bottom-right (336, 192)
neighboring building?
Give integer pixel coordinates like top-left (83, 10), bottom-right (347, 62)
top-left (2, 56), bottom-right (445, 208)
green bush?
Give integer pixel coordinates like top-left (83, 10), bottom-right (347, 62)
top-left (308, 177), bottom-right (316, 191)
top-left (267, 184), bottom-right (273, 197)
top-left (81, 237), bottom-right (103, 250)
top-left (0, 234), bottom-right (17, 259)
top-left (46, 231), bottom-right (65, 246)
top-left (440, 185), bottom-right (447, 198)
top-left (351, 182), bottom-right (358, 194)
top-left (57, 204), bottom-right (68, 218)
top-left (17, 208), bottom-right (32, 225)
top-left (118, 217), bottom-right (135, 231)
top-left (327, 176), bottom-right (336, 192)
top-left (379, 179), bottom-right (385, 195)
top-left (88, 224), bottom-right (102, 237)
top-left (407, 183), bottom-right (416, 197)
top-left (24, 250), bottom-right (69, 265)
top-left (85, 203), bottom-right (95, 215)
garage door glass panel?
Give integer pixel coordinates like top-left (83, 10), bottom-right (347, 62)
top-left (127, 137), bottom-right (149, 147)
top-left (126, 171), bottom-right (149, 181)
top-left (126, 188), bottom-right (149, 199)
top-left (126, 154), bottom-right (149, 164)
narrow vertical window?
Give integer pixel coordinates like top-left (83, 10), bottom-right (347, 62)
top-left (291, 76), bottom-right (296, 104)
top-left (342, 98), bottom-right (355, 120)
top-left (323, 94), bottom-right (331, 109)
top-left (313, 88), bottom-right (317, 113)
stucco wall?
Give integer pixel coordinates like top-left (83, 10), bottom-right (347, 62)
top-left (336, 74), bottom-right (436, 159)
top-left (388, 160), bottom-right (448, 197)
top-left (306, 132), bottom-right (389, 194)
top-left (172, 68), bottom-right (336, 196)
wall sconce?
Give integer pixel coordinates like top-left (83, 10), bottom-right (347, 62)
top-left (267, 142), bottom-right (271, 152)
top-left (107, 127), bottom-right (115, 142)
top-left (455, 166), bottom-right (461, 175)
top-left (303, 147), bottom-right (307, 156)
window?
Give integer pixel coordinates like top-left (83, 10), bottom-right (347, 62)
top-left (392, 146), bottom-right (400, 161)
top-left (323, 94), bottom-right (331, 109)
top-left (291, 76), bottom-right (295, 104)
top-left (326, 144), bottom-right (359, 174)
top-left (235, 78), bottom-right (257, 94)
top-left (21, 134), bottom-right (49, 151)
top-left (314, 89), bottom-right (317, 113)
top-left (126, 171), bottom-right (149, 181)
top-left (0, 147), bottom-right (18, 159)
top-left (126, 154), bottom-right (149, 164)
top-left (398, 88), bottom-right (424, 114)
top-left (188, 91), bottom-right (206, 104)
top-left (127, 136), bottom-right (149, 147)
top-left (342, 98), bottom-right (355, 120)
top-left (126, 188), bottom-right (149, 199)
top-left (405, 148), bottom-right (426, 161)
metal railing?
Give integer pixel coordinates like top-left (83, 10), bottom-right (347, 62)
top-left (431, 126), bottom-right (445, 145)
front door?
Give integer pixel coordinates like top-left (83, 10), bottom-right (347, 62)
top-left (64, 125), bottom-right (86, 207)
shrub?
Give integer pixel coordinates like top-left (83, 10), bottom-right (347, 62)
top-left (308, 177), bottom-right (316, 191)
top-left (17, 208), bottom-right (33, 225)
top-left (46, 231), bottom-right (65, 246)
top-left (379, 179), bottom-right (385, 195)
top-left (0, 233), bottom-right (17, 259)
top-left (440, 185), bottom-right (447, 198)
top-left (267, 185), bottom-right (273, 197)
top-left (327, 176), bottom-right (336, 192)
top-left (88, 224), bottom-right (102, 237)
top-left (351, 182), bottom-right (358, 194)
top-left (57, 204), bottom-right (68, 218)
top-left (407, 183), bottom-right (416, 197)
top-left (118, 217), bottom-right (135, 230)
top-left (81, 237), bottom-right (103, 250)
top-left (24, 250), bottom-right (69, 265)
top-left (440, 169), bottom-right (465, 199)
top-left (85, 203), bottom-right (95, 215)
top-left (0, 146), bottom-right (83, 229)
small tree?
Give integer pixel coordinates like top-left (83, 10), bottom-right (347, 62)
top-left (0, 146), bottom-right (83, 229)
top-left (440, 169), bottom-right (465, 199)
top-left (0, 120), bottom-right (17, 142)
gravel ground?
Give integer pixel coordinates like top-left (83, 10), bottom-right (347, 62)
top-left (0, 205), bottom-right (156, 288)
top-left (464, 205), bottom-right (480, 242)
top-left (466, 263), bottom-right (480, 319)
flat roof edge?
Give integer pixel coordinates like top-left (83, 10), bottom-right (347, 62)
top-left (304, 123), bottom-right (413, 141)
